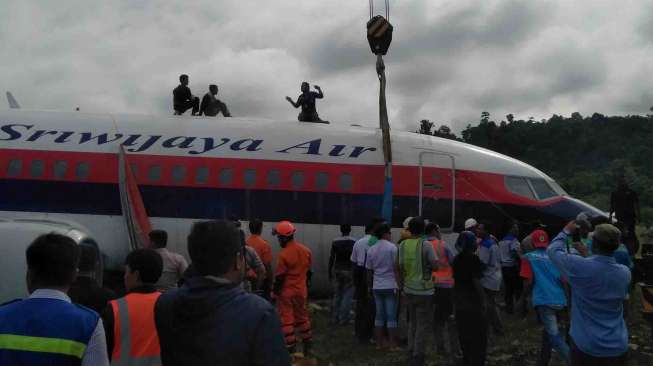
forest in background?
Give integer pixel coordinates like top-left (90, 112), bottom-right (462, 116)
top-left (416, 111), bottom-right (653, 225)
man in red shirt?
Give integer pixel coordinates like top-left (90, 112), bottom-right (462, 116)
top-left (273, 221), bottom-right (313, 355)
top-left (247, 219), bottom-right (273, 300)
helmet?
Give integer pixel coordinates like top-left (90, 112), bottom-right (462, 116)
top-left (274, 221), bottom-right (296, 237)
top-left (531, 230), bottom-right (550, 248)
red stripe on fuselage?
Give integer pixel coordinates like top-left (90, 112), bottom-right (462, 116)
top-left (0, 148), bottom-right (562, 206)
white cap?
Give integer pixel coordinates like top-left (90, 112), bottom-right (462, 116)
top-left (464, 218), bottom-right (478, 230)
top-left (403, 217), bottom-right (413, 229)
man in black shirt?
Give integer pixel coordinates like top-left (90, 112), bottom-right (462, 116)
top-left (610, 176), bottom-right (640, 254)
top-left (200, 84), bottom-right (231, 117)
top-left (68, 244), bottom-right (116, 313)
top-left (328, 224), bottom-right (356, 325)
top-left (285, 82), bottom-right (325, 123)
top-left (173, 74), bottom-right (199, 115)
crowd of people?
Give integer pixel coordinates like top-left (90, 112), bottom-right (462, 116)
top-left (0, 211), bottom-right (635, 366)
top-left (333, 215), bottom-right (634, 366)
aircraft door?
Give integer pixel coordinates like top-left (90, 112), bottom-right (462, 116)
top-left (419, 152), bottom-right (455, 231)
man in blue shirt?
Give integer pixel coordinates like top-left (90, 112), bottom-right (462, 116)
top-left (548, 222), bottom-right (630, 365)
top-left (520, 230), bottom-right (569, 366)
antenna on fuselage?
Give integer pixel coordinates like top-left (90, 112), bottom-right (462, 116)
top-left (6, 92), bottom-right (20, 109)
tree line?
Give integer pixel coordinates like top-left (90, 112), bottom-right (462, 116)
top-left (416, 111), bottom-right (653, 224)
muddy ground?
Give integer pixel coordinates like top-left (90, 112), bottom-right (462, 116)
top-left (307, 289), bottom-right (653, 366)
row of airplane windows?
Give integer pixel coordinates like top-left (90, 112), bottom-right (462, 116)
top-left (4, 159), bottom-right (355, 191)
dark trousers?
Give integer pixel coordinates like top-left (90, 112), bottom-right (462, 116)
top-left (570, 339), bottom-right (627, 366)
top-left (433, 287), bottom-right (460, 357)
top-left (484, 288), bottom-right (504, 334)
top-left (174, 97), bottom-right (199, 115)
top-left (502, 266), bottom-right (523, 313)
top-left (456, 306), bottom-right (487, 366)
top-left (353, 266), bottom-right (375, 342)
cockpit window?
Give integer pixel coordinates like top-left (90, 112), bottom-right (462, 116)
top-left (505, 176), bottom-right (536, 200)
top-left (529, 178), bottom-right (557, 200)
top-left (549, 180), bottom-right (567, 196)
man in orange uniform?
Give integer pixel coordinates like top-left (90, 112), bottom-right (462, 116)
top-left (102, 248), bottom-right (163, 365)
top-left (273, 220), bottom-right (313, 355)
top-left (247, 218), bottom-right (273, 300)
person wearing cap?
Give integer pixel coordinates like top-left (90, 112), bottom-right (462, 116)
top-left (273, 220), bottom-right (313, 354)
top-left (548, 222), bottom-right (630, 365)
top-left (520, 230), bottom-right (570, 366)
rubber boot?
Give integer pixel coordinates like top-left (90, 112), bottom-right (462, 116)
top-left (388, 328), bottom-right (401, 351)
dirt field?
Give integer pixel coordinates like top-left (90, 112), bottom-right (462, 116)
top-left (307, 289), bottom-right (653, 366)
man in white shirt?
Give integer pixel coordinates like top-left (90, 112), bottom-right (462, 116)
top-left (151, 230), bottom-right (189, 292)
top-left (0, 233), bottom-right (109, 366)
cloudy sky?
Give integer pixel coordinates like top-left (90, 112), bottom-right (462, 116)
top-left (1, 0), bottom-right (652, 132)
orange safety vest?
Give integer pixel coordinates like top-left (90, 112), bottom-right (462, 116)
top-left (431, 239), bottom-right (454, 287)
top-left (110, 292), bottom-right (162, 366)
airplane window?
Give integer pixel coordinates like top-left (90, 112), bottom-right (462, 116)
top-left (219, 168), bottom-right (233, 186)
top-left (7, 159), bottom-right (22, 177)
top-left (504, 176), bottom-right (535, 200)
top-left (244, 169), bottom-right (256, 187)
top-left (172, 165), bottom-right (186, 183)
top-left (148, 165), bottom-right (161, 182)
top-left (291, 171), bottom-right (304, 189)
top-left (549, 180), bottom-right (567, 196)
top-left (316, 172), bottom-right (329, 190)
top-left (267, 170), bottom-right (281, 188)
top-left (53, 161), bottom-right (67, 179)
top-left (195, 167), bottom-right (209, 184)
top-left (530, 178), bottom-right (557, 200)
top-left (339, 173), bottom-right (353, 191)
top-left (75, 162), bottom-right (90, 180)
top-left (29, 160), bottom-right (45, 178)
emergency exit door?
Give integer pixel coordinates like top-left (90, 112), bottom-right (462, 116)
top-left (419, 152), bottom-right (456, 231)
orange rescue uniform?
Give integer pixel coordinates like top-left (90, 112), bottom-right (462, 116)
top-left (275, 240), bottom-right (312, 349)
top-left (110, 292), bottom-right (162, 365)
top-left (246, 234), bottom-right (273, 266)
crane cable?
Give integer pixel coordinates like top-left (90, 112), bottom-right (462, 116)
top-left (369, 0), bottom-right (390, 20)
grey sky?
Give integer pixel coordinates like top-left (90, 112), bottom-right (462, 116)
top-left (1, 1), bottom-right (652, 133)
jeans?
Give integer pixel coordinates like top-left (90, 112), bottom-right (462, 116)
top-left (373, 289), bottom-right (398, 328)
top-left (536, 305), bottom-right (570, 366)
top-left (405, 294), bottom-right (432, 357)
top-left (332, 271), bottom-right (354, 324)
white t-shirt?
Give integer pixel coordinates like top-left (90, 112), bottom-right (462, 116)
top-left (350, 235), bottom-right (371, 266)
top-left (365, 239), bottom-right (398, 290)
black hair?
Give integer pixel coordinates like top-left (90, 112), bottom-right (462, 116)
top-left (149, 230), bottom-right (168, 249)
top-left (593, 235), bottom-right (619, 254)
top-left (188, 220), bottom-right (241, 276)
top-left (209, 84), bottom-right (218, 91)
top-left (125, 249), bottom-right (163, 284)
top-left (425, 222), bottom-right (440, 235)
top-left (366, 217), bottom-right (386, 234)
top-left (408, 216), bottom-right (426, 236)
top-left (78, 244), bottom-right (97, 273)
top-left (179, 74), bottom-right (188, 82)
top-left (228, 215), bottom-right (241, 228)
top-left (249, 219), bottom-right (263, 235)
top-left (27, 233), bottom-right (79, 287)
top-left (340, 224), bottom-right (352, 235)
top-left (373, 223), bottom-right (391, 238)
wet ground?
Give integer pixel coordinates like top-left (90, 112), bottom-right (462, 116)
top-left (307, 289), bottom-right (653, 366)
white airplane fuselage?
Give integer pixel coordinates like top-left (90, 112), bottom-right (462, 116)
top-left (0, 110), bottom-right (603, 292)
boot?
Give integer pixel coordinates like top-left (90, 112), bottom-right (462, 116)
top-left (388, 328), bottom-right (401, 351)
top-left (374, 327), bottom-right (386, 349)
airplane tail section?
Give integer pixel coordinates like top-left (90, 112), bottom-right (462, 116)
top-left (6, 92), bottom-right (20, 109)
top-left (118, 146), bottom-right (152, 250)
